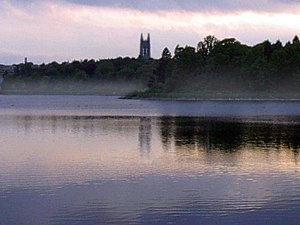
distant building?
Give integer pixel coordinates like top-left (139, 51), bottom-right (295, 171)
top-left (139, 33), bottom-right (151, 60)
top-left (0, 65), bottom-right (15, 74)
top-left (0, 65), bottom-right (15, 89)
top-left (0, 73), bottom-right (3, 88)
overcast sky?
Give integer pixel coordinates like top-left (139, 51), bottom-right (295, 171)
top-left (1, 0), bottom-right (300, 64)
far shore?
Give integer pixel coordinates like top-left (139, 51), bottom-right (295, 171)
top-left (124, 91), bottom-right (300, 102)
top-left (123, 96), bottom-right (300, 102)
top-left (2, 89), bottom-right (300, 102)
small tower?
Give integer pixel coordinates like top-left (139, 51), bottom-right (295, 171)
top-left (139, 33), bottom-right (151, 60)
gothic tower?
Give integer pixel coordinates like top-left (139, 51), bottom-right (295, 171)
top-left (139, 33), bottom-right (151, 60)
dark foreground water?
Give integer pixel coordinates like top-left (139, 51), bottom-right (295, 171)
top-left (1, 96), bottom-right (300, 225)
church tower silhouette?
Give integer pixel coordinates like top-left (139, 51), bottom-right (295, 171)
top-left (139, 33), bottom-right (151, 60)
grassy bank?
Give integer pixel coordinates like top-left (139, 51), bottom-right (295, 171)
top-left (127, 71), bottom-right (300, 100)
top-left (127, 89), bottom-right (300, 101)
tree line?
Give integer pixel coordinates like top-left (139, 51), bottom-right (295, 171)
top-left (3, 35), bottom-right (300, 97)
top-left (149, 35), bottom-right (300, 98)
top-left (2, 57), bottom-right (156, 94)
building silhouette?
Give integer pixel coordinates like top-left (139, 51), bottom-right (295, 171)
top-left (139, 33), bottom-right (151, 60)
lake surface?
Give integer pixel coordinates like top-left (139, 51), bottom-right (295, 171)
top-left (1, 95), bottom-right (300, 225)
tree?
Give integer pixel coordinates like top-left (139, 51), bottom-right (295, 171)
top-left (174, 46), bottom-right (200, 70)
top-left (155, 48), bottom-right (173, 83)
top-left (82, 60), bottom-right (97, 76)
top-left (262, 40), bottom-right (272, 61)
top-left (197, 35), bottom-right (219, 56)
top-left (174, 45), bottom-right (184, 60)
top-left (292, 35), bottom-right (300, 45)
top-left (73, 70), bottom-right (88, 81)
top-left (162, 48), bottom-right (172, 60)
top-left (272, 40), bottom-right (283, 51)
top-left (208, 38), bottom-right (248, 72)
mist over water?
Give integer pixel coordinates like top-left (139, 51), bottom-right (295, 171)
top-left (1, 96), bottom-right (300, 225)
top-left (2, 80), bottom-right (146, 96)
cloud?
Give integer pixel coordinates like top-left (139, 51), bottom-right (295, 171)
top-left (58, 0), bottom-right (300, 12)
top-left (5, 0), bottom-right (300, 12)
top-left (1, 0), bottom-right (300, 64)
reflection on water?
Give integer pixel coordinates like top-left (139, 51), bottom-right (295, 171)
top-left (139, 117), bottom-right (152, 155)
top-left (1, 115), bottom-right (300, 224)
top-left (161, 117), bottom-right (300, 151)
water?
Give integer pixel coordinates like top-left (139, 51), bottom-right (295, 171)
top-left (1, 95), bottom-right (300, 225)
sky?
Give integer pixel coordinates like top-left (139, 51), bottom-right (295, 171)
top-left (1, 0), bottom-right (300, 64)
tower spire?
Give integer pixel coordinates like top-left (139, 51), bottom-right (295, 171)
top-left (139, 33), bottom-right (151, 60)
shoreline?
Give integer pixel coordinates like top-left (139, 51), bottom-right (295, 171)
top-left (123, 95), bottom-right (300, 102)
top-left (124, 90), bottom-right (300, 102)
top-left (2, 90), bottom-right (300, 102)
top-left (131, 97), bottom-right (300, 102)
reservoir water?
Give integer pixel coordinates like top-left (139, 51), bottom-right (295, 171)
top-left (1, 95), bottom-right (300, 225)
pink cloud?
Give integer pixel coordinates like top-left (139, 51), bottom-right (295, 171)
top-left (1, 0), bottom-right (300, 64)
